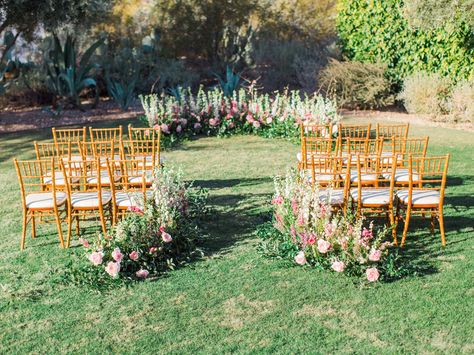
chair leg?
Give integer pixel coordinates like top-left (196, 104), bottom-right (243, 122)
top-left (20, 210), bottom-right (28, 250)
top-left (401, 205), bottom-right (411, 247)
top-left (31, 215), bottom-right (36, 239)
top-left (54, 212), bottom-right (65, 248)
top-left (75, 215), bottom-right (80, 236)
top-left (438, 210), bottom-right (446, 247)
top-left (389, 209), bottom-right (397, 246)
top-left (67, 212), bottom-right (73, 248)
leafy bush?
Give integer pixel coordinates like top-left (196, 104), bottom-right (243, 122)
top-left (318, 59), bottom-right (394, 109)
top-left (449, 80), bottom-right (474, 123)
top-left (337, 0), bottom-right (474, 84)
top-left (140, 86), bottom-right (340, 140)
top-left (62, 166), bottom-right (208, 289)
top-left (399, 71), bottom-right (450, 116)
top-left (257, 170), bottom-right (407, 283)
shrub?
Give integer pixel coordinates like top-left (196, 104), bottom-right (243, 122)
top-left (318, 59), bottom-right (394, 109)
top-left (337, 0), bottom-right (474, 84)
top-left (449, 80), bottom-right (474, 123)
top-left (399, 71), bottom-right (450, 116)
top-left (62, 166), bottom-right (208, 289)
top-left (256, 170), bottom-right (407, 283)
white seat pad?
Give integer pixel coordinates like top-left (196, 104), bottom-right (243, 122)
top-left (115, 190), bottom-right (153, 208)
top-left (296, 152), bottom-right (327, 162)
top-left (71, 191), bottom-right (112, 208)
top-left (128, 171), bottom-right (154, 184)
top-left (86, 172), bottom-right (120, 185)
top-left (350, 172), bottom-right (378, 183)
top-left (397, 189), bottom-right (440, 206)
top-left (318, 189), bottom-right (345, 205)
top-left (26, 192), bottom-right (67, 209)
top-left (382, 169), bottom-right (420, 183)
top-left (43, 171), bottom-right (79, 186)
top-left (351, 188), bottom-right (392, 205)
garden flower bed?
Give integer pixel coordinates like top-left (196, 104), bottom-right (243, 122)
top-left (63, 166), bottom-right (208, 288)
top-left (140, 87), bottom-right (340, 140)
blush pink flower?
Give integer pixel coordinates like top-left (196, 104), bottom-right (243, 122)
top-left (252, 120), bottom-right (261, 129)
top-left (88, 251), bottom-right (103, 266)
top-left (160, 123), bottom-right (170, 134)
top-left (307, 234), bottom-right (316, 245)
top-left (294, 251), bottom-right (306, 265)
top-left (297, 214), bottom-right (304, 226)
top-left (291, 199), bottom-right (298, 215)
top-left (368, 249), bottom-right (382, 262)
top-left (317, 239), bottom-right (331, 254)
top-left (324, 223), bottom-right (334, 237)
top-left (129, 250), bottom-right (139, 261)
top-left (111, 247), bottom-right (123, 263)
top-left (331, 261), bottom-right (345, 273)
top-left (194, 122), bottom-right (202, 130)
top-left (176, 125), bottom-right (182, 133)
top-left (209, 118), bottom-right (218, 126)
top-left (266, 116), bottom-right (273, 124)
top-left (149, 247), bottom-right (158, 254)
top-left (272, 195), bottom-right (283, 205)
top-left (153, 124), bottom-right (160, 131)
top-left (79, 238), bottom-right (89, 248)
top-left (105, 261), bottom-right (121, 278)
top-left (127, 205), bottom-right (144, 214)
top-left (366, 267), bottom-right (380, 282)
top-left (136, 269), bottom-right (149, 279)
top-left (228, 122), bottom-right (235, 129)
top-left (162, 232), bottom-right (172, 243)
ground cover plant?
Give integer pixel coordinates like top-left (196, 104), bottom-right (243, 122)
top-left (0, 119), bottom-right (473, 352)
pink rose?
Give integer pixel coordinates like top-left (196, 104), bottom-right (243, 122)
top-left (209, 118), bottom-right (218, 126)
top-left (127, 206), bottom-right (143, 214)
top-left (246, 114), bottom-right (254, 123)
top-left (111, 247), bottom-right (123, 263)
top-left (149, 247), bottom-right (158, 254)
top-left (129, 250), bottom-right (139, 261)
top-left (161, 232), bottom-right (172, 243)
top-left (79, 238), bottom-right (89, 248)
top-left (105, 261), bottom-right (121, 278)
top-left (194, 122), bottom-right (202, 130)
top-left (324, 223), bottom-right (334, 237)
top-left (153, 124), bottom-right (160, 131)
top-left (88, 251), bottom-right (103, 266)
top-left (368, 249), bottom-right (382, 262)
top-left (160, 123), bottom-right (170, 134)
top-left (307, 234), bottom-right (316, 245)
top-left (294, 251), bottom-right (306, 265)
top-left (317, 239), bottom-right (331, 254)
top-left (176, 125), bottom-right (182, 133)
top-left (253, 120), bottom-right (261, 129)
top-left (228, 122), bottom-right (235, 129)
top-left (331, 261), bottom-right (345, 273)
top-left (366, 267), bottom-right (380, 282)
top-left (362, 228), bottom-right (373, 239)
top-left (266, 116), bottom-right (273, 124)
top-left (136, 269), bottom-right (149, 279)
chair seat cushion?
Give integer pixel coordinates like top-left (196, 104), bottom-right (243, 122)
top-left (128, 171), bottom-right (154, 184)
top-left (296, 152), bottom-right (327, 163)
top-left (86, 172), bottom-right (121, 185)
top-left (43, 171), bottom-right (79, 186)
top-left (26, 192), bottom-right (67, 209)
top-left (382, 169), bottom-right (420, 183)
top-left (380, 152), bottom-right (403, 164)
top-left (350, 172), bottom-right (378, 183)
top-left (318, 189), bottom-right (345, 205)
top-left (115, 190), bottom-right (153, 208)
top-left (71, 191), bottom-right (112, 208)
top-left (99, 155), bottom-right (122, 167)
top-left (351, 188), bottom-right (392, 205)
top-left (396, 189), bottom-right (440, 206)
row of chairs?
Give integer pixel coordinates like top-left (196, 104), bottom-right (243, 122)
top-left (14, 125), bottom-right (161, 250)
top-left (301, 122), bottom-right (409, 140)
top-left (298, 123), bottom-right (450, 247)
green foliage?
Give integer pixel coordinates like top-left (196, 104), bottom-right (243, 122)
top-left (105, 74), bottom-right (137, 111)
top-left (213, 66), bottom-right (241, 97)
top-left (399, 71), bottom-right (450, 115)
top-left (318, 59), bottom-right (394, 109)
top-left (337, 0), bottom-right (474, 84)
top-left (43, 33), bottom-right (104, 110)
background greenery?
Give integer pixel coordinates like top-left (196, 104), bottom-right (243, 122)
top-left (0, 118), bottom-right (473, 352)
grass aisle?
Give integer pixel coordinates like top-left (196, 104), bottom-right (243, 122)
top-left (0, 122), bottom-right (473, 353)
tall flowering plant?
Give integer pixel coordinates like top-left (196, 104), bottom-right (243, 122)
top-left (63, 166), bottom-right (208, 288)
top-left (257, 170), bottom-right (397, 283)
top-left (139, 87), bottom-right (340, 140)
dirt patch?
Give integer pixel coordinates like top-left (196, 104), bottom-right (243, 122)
top-left (219, 294), bottom-right (275, 330)
top-left (0, 100), bottom-right (144, 134)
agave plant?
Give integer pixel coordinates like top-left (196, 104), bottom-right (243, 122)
top-left (214, 66), bottom-right (241, 97)
top-left (44, 33), bottom-right (104, 110)
top-left (105, 73), bottom-right (137, 111)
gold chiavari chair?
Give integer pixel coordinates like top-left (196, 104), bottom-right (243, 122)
top-left (340, 138), bottom-right (383, 186)
top-left (307, 156), bottom-right (351, 214)
top-left (60, 158), bottom-right (113, 247)
top-left (79, 140), bottom-right (121, 187)
top-left (396, 154), bottom-right (450, 247)
top-left (128, 124), bottom-right (161, 140)
top-left (300, 123), bottom-right (333, 139)
top-left (376, 123), bottom-right (409, 140)
top-left (105, 157), bottom-right (151, 224)
top-left (14, 158), bottom-right (67, 250)
top-left (34, 141), bottom-right (76, 189)
top-left (337, 123), bottom-right (371, 139)
top-left (299, 137), bottom-right (334, 170)
top-left (350, 154), bottom-right (398, 243)
top-left (89, 126), bottom-right (123, 142)
top-left (122, 137), bottom-right (161, 176)
top-left (52, 126), bottom-right (87, 144)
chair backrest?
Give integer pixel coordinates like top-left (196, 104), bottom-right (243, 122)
top-left (307, 156), bottom-right (350, 190)
top-left (52, 127), bottom-right (87, 144)
top-left (13, 158), bottom-right (61, 208)
top-left (34, 141), bottom-right (73, 160)
top-left (80, 140), bottom-right (117, 161)
top-left (122, 137), bottom-right (161, 170)
top-left (89, 126), bottom-right (123, 142)
top-left (60, 158), bottom-right (109, 194)
top-left (408, 154), bottom-right (450, 193)
top-left (376, 123), bottom-right (409, 139)
top-left (301, 137), bottom-right (334, 169)
top-left (128, 124), bottom-right (161, 141)
top-left (340, 137), bottom-right (383, 156)
top-left (300, 123), bottom-right (332, 140)
top-left (337, 123), bottom-right (371, 139)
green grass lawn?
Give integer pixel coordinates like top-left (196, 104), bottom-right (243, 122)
top-left (1, 119), bottom-right (473, 353)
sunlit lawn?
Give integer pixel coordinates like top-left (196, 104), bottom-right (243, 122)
top-left (0, 118), bottom-right (473, 353)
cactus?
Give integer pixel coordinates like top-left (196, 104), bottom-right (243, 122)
top-left (214, 66), bottom-right (241, 97)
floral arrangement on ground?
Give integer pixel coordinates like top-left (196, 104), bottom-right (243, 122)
top-left (256, 170), bottom-right (411, 283)
top-left (139, 86), bottom-right (340, 143)
top-left (61, 166), bottom-right (208, 289)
